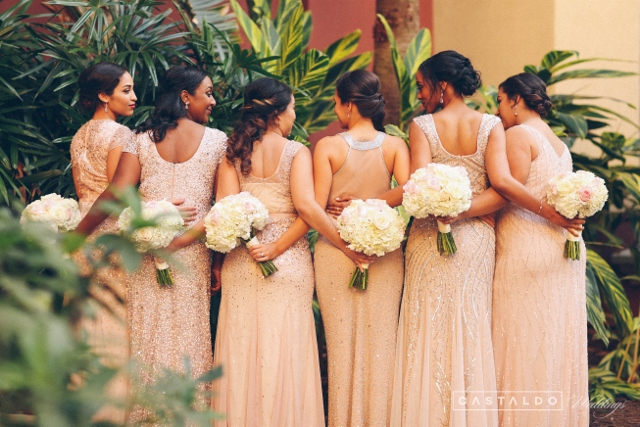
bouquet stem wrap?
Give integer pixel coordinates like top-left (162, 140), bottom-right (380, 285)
top-left (564, 231), bottom-right (582, 260)
top-left (436, 220), bottom-right (457, 255)
top-left (154, 257), bottom-right (173, 287)
top-left (245, 235), bottom-right (278, 277)
top-left (349, 263), bottom-right (369, 290)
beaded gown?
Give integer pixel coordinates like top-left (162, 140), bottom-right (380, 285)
top-left (314, 132), bottom-right (404, 427)
top-left (212, 140), bottom-right (324, 427)
top-left (123, 127), bottom-right (227, 423)
top-left (71, 119), bottom-right (133, 423)
top-left (390, 114), bottom-right (501, 427)
top-left (492, 125), bottom-right (588, 426)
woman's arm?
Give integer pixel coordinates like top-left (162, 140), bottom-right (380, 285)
top-left (290, 147), bottom-right (371, 267)
top-left (167, 158), bottom-right (240, 251)
top-left (486, 124), bottom-right (584, 234)
top-left (106, 146), bottom-right (124, 182)
top-left (75, 153), bottom-right (141, 236)
top-left (375, 135), bottom-right (411, 208)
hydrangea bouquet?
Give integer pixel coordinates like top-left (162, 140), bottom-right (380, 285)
top-left (336, 199), bottom-right (405, 290)
top-left (402, 164), bottom-right (472, 255)
top-left (117, 200), bottom-right (184, 286)
top-left (546, 170), bottom-right (608, 260)
top-left (204, 192), bottom-right (276, 277)
top-left (21, 193), bottom-right (82, 232)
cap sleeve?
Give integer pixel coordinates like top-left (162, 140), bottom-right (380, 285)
top-left (108, 125), bottom-right (133, 152)
top-left (123, 132), bottom-right (143, 157)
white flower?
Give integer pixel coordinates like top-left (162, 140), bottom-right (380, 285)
top-left (547, 170), bottom-right (608, 219)
top-left (336, 199), bottom-right (405, 257)
top-left (21, 193), bottom-right (82, 232)
top-left (402, 164), bottom-right (472, 219)
top-left (117, 200), bottom-right (184, 253)
top-left (204, 192), bottom-right (270, 253)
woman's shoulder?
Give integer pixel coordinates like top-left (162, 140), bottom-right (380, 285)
top-left (203, 126), bottom-right (228, 142)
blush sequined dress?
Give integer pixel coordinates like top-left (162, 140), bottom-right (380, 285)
top-left (492, 125), bottom-right (588, 426)
top-left (390, 114), bottom-right (501, 427)
top-left (123, 127), bottom-right (227, 424)
top-left (314, 131), bottom-right (404, 427)
top-left (211, 140), bottom-right (325, 427)
top-left (71, 119), bottom-right (133, 424)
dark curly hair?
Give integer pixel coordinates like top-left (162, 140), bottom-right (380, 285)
top-left (78, 62), bottom-right (128, 111)
top-left (418, 50), bottom-right (481, 97)
top-left (135, 66), bottom-right (208, 142)
top-left (227, 78), bottom-right (292, 175)
top-left (499, 73), bottom-right (553, 117)
top-left (336, 70), bottom-right (386, 132)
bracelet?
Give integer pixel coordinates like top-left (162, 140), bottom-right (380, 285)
top-left (536, 199), bottom-right (543, 215)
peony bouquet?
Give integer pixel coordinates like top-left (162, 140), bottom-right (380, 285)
top-left (117, 200), bottom-right (184, 286)
top-left (204, 192), bottom-right (276, 277)
top-left (21, 193), bottom-right (82, 232)
top-left (336, 199), bottom-right (405, 290)
top-left (546, 170), bottom-right (608, 260)
top-left (402, 164), bottom-right (472, 255)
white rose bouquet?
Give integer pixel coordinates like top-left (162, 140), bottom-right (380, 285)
top-left (117, 200), bottom-right (184, 286)
top-left (204, 192), bottom-right (276, 277)
top-left (336, 199), bottom-right (405, 290)
top-left (546, 170), bottom-right (608, 260)
top-left (21, 193), bottom-right (82, 232)
top-left (402, 164), bottom-right (472, 255)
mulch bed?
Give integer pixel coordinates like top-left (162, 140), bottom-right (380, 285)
top-left (590, 400), bottom-right (640, 426)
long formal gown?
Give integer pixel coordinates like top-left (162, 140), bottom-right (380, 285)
top-left (123, 127), bottom-right (227, 423)
top-left (314, 131), bottom-right (404, 427)
top-left (492, 124), bottom-right (589, 426)
top-left (71, 119), bottom-right (133, 423)
top-left (390, 114), bottom-right (501, 427)
top-left (212, 140), bottom-right (325, 427)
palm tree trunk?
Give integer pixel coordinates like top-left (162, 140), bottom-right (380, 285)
top-left (374, 0), bottom-right (420, 126)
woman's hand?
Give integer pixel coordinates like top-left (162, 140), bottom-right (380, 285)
top-left (171, 198), bottom-right (197, 224)
top-left (326, 196), bottom-right (354, 218)
top-left (433, 214), bottom-right (461, 225)
top-left (247, 242), bottom-right (281, 262)
top-left (541, 203), bottom-right (585, 236)
top-left (342, 247), bottom-right (375, 271)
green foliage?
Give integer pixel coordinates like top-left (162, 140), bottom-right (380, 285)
top-left (377, 14), bottom-right (431, 133)
top-left (0, 195), bottom-right (222, 425)
top-left (230, 0), bottom-right (372, 142)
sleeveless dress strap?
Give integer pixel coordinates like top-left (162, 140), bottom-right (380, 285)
top-left (476, 114), bottom-right (501, 153)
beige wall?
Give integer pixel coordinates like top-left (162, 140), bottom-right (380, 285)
top-left (432, 0), bottom-right (640, 142)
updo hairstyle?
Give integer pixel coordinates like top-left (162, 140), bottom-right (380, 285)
top-left (78, 62), bottom-right (128, 111)
top-left (336, 70), bottom-right (386, 132)
top-left (227, 77), bottom-right (293, 175)
top-left (499, 72), bottom-right (553, 117)
top-left (135, 66), bottom-right (208, 142)
top-left (417, 50), bottom-right (481, 97)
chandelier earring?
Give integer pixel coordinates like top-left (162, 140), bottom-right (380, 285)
top-left (104, 102), bottom-right (109, 113)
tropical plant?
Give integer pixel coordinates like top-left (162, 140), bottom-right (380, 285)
top-left (230, 0), bottom-right (373, 142)
top-left (376, 14), bottom-right (431, 140)
top-left (0, 196), bottom-right (222, 426)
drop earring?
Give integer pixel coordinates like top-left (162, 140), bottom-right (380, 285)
top-left (104, 102), bottom-right (109, 113)
top-left (185, 101), bottom-right (189, 110)
top-left (439, 90), bottom-right (444, 105)
top-left (514, 105), bottom-right (518, 116)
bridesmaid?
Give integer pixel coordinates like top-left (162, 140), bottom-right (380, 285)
top-left (389, 51), bottom-right (504, 427)
top-left (487, 72), bottom-right (588, 426)
top-left (172, 77), bottom-right (369, 426)
top-left (313, 69), bottom-right (409, 427)
top-left (71, 62), bottom-right (136, 423)
top-left (76, 66), bottom-right (226, 424)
